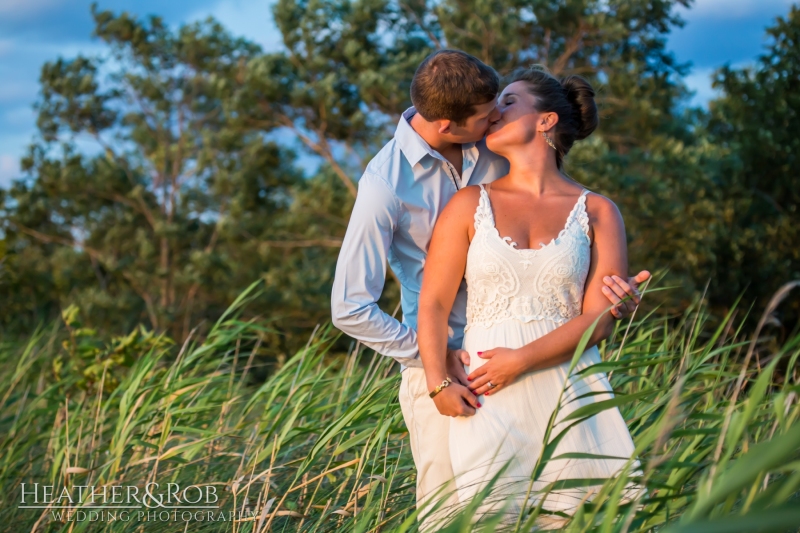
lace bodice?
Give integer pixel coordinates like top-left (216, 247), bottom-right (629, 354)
top-left (464, 185), bottom-right (592, 331)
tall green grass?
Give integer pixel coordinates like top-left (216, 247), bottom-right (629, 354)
top-left (1, 282), bottom-right (799, 532)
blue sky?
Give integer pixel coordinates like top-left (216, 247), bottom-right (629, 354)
top-left (0, 0), bottom-right (795, 187)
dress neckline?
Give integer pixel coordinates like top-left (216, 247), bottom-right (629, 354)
top-left (478, 184), bottom-right (589, 254)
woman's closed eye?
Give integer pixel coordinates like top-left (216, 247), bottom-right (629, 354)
top-left (499, 98), bottom-right (514, 110)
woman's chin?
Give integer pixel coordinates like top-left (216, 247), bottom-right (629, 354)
top-left (485, 130), bottom-right (504, 153)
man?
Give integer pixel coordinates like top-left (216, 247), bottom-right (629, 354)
top-left (331, 49), bottom-right (648, 530)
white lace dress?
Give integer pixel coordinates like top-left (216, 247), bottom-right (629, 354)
top-left (449, 185), bottom-right (636, 523)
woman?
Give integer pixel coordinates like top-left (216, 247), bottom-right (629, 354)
top-left (418, 66), bottom-right (639, 526)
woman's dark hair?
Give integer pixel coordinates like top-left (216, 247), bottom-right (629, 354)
top-left (507, 65), bottom-right (598, 169)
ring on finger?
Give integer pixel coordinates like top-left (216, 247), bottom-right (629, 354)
top-left (487, 381), bottom-right (497, 389)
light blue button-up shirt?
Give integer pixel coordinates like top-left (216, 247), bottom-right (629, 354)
top-left (331, 108), bottom-right (509, 368)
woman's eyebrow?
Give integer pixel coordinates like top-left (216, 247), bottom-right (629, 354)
top-left (503, 92), bottom-right (518, 97)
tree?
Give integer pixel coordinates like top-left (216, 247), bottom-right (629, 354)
top-left (1, 9), bottom-right (300, 339)
top-left (0, 0), bottom-right (707, 341)
top-left (244, 0), bottom-right (713, 307)
top-left (704, 5), bottom-right (800, 321)
top-left (247, 0), bottom-right (693, 189)
top-left (4, 0), bottom-right (798, 349)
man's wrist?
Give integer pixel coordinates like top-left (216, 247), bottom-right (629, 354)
top-left (428, 377), bottom-right (452, 398)
top-left (426, 371), bottom-right (449, 391)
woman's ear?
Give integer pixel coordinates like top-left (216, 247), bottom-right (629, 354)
top-left (539, 112), bottom-right (559, 132)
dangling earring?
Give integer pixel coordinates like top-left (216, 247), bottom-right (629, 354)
top-left (542, 130), bottom-right (557, 151)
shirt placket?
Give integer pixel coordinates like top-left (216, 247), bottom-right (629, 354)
top-left (440, 144), bottom-right (477, 191)
top-left (444, 161), bottom-right (460, 191)
top-left (460, 144), bottom-right (478, 187)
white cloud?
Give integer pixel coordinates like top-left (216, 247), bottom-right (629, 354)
top-left (0, 39), bottom-right (14, 58)
top-left (0, 0), bottom-right (67, 19)
top-left (18, 40), bottom-right (106, 59)
top-left (188, 0), bottom-right (283, 52)
top-left (683, 61), bottom-right (754, 107)
top-left (4, 106), bottom-right (35, 127)
top-left (0, 154), bottom-right (20, 189)
top-left (0, 80), bottom-right (36, 103)
top-left (683, 67), bottom-right (720, 107)
top-left (0, 126), bottom-right (36, 188)
top-left (677, 0), bottom-right (794, 19)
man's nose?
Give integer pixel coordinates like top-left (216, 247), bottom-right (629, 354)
top-left (489, 106), bottom-right (502, 123)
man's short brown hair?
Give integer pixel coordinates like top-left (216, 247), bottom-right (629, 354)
top-left (410, 50), bottom-right (499, 125)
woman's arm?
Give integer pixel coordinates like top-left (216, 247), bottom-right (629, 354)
top-left (467, 193), bottom-right (630, 396)
top-left (418, 187), bottom-right (481, 417)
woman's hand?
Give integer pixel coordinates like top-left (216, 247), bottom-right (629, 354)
top-left (467, 347), bottom-right (527, 396)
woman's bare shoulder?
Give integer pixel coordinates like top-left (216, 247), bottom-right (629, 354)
top-left (584, 190), bottom-right (622, 220)
top-left (442, 185), bottom-right (484, 216)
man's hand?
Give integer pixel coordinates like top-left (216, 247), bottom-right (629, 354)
top-left (446, 348), bottom-right (471, 386)
top-left (602, 270), bottom-right (651, 320)
top-left (431, 382), bottom-right (480, 417)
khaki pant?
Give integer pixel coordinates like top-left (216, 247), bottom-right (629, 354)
top-left (399, 367), bottom-right (460, 532)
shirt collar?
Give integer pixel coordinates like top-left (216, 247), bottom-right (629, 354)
top-left (395, 107), bottom-right (478, 171)
top-left (395, 107), bottom-right (433, 168)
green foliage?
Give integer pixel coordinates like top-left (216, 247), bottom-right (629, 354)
top-left (703, 5), bottom-right (800, 317)
top-left (0, 286), bottom-right (798, 531)
top-left (1, 0), bottom-right (799, 346)
top-left (0, 8), bottom-right (343, 353)
top-left (54, 304), bottom-right (173, 393)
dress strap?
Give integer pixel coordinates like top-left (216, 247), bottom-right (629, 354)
top-left (573, 189), bottom-right (591, 238)
top-left (473, 185), bottom-right (496, 231)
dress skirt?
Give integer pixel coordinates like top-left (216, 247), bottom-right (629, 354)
top-left (448, 317), bottom-right (638, 526)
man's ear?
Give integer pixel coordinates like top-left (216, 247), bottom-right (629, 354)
top-left (437, 119), bottom-right (453, 135)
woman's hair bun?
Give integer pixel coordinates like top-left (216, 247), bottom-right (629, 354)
top-left (507, 65), bottom-right (599, 169)
top-left (560, 75), bottom-right (598, 141)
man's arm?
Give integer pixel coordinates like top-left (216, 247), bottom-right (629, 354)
top-left (331, 173), bottom-right (419, 364)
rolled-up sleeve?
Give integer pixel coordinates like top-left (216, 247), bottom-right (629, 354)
top-left (331, 173), bottom-right (419, 364)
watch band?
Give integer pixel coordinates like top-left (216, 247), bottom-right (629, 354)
top-left (429, 377), bottom-right (452, 398)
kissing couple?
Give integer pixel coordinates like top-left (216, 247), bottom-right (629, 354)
top-left (332, 49), bottom-right (649, 530)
